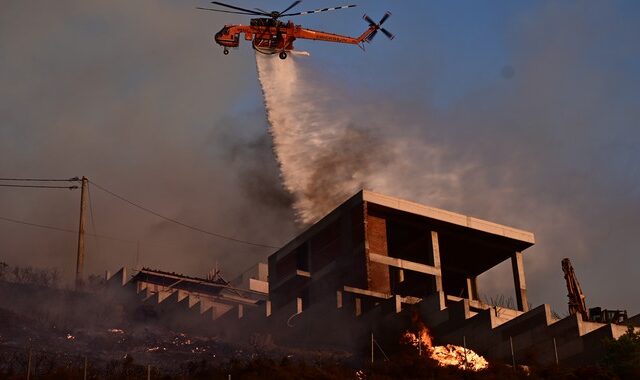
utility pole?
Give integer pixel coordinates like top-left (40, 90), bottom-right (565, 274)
top-left (75, 176), bottom-right (88, 289)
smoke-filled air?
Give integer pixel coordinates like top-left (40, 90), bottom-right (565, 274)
top-left (257, 54), bottom-right (465, 224)
top-left (2, 1), bottom-right (640, 376)
top-left (256, 2), bottom-right (640, 312)
top-left (1, 0), bottom-right (639, 317)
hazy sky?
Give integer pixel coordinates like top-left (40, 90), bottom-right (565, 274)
top-left (1, 1), bottom-right (639, 315)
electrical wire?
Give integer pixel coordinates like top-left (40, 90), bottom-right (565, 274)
top-left (0, 215), bottom-right (134, 244)
top-left (0, 214), bottom-right (248, 255)
top-left (88, 180), bottom-right (279, 249)
top-left (87, 182), bottom-right (102, 259)
top-left (0, 184), bottom-right (78, 189)
top-left (0, 177), bottom-right (79, 182)
top-left (0, 177), bottom-right (280, 249)
top-left (0, 215), bottom-right (78, 235)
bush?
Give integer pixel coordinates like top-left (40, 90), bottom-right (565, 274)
top-left (603, 325), bottom-right (640, 379)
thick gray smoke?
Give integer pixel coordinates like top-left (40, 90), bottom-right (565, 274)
top-left (256, 4), bottom-right (640, 315)
top-left (1, 0), bottom-right (638, 317)
top-left (257, 54), bottom-right (467, 224)
top-left (0, 1), bottom-right (296, 283)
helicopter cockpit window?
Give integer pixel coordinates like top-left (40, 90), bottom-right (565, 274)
top-left (216, 27), bottom-right (230, 38)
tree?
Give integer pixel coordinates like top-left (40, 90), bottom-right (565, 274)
top-left (603, 325), bottom-right (640, 379)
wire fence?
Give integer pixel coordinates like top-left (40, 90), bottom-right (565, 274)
top-left (0, 344), bottom-right (160, 379)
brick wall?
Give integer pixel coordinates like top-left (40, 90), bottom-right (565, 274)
top-left (366, 211), bottom-right (391, 294)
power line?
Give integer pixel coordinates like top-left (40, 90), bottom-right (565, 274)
top-left (0, 215), bottom-right (77, 235)
top-left (88, 180), bottom-right (279, 249)
top-left (0, 214), bottom-right (254, 255)
top-left (0, 184), bottom-right (78, 190)
top-left (87, 183), bottom-right (102, 259)
top-left (0, 215), bottom-right (132, 243)
top-left (0, 177), bottom-right (79, 182)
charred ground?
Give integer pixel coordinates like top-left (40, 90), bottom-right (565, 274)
top-left (0, 265), bottom-right (637, 379)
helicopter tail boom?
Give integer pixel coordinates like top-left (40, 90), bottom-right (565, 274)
top-left (294, 12), bottom-right (393, 47)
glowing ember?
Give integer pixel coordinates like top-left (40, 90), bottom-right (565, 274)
top-left (66, 333), bottom-right (75, 340)
top-left (402, 327), bottom-right (488, 371)
top-left (107, 328), bottom-right (124, 334)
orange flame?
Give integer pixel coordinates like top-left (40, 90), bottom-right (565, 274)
top-left (401, 325), bottom-right (489, 371)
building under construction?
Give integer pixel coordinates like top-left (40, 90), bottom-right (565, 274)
top-left (107, 190), bottom-right (640, 366)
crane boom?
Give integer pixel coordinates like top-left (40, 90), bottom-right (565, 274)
top-left (561, 258), bottom-right (589, 321)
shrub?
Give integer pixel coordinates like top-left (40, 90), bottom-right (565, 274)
top-left (603, 325), bottom-right (640, 379)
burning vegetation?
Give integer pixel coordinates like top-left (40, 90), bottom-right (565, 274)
top-left (401, 321), bottom-right (488, 371)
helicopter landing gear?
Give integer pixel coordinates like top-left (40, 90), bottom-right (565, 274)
top-left (223, 48), bottom-right (229, 55)
top-left (279, 51), bottom-right (287, 60)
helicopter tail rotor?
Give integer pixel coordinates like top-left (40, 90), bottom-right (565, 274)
top-left (363, 12), bottom-right (394, 42)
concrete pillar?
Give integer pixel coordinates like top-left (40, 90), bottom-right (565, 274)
top-left (296, 297), bottom-right (303, 313)
top-left (397, 268), bottom-right (405, 283)
top-left (430, 231), bottom-right (445, 309)
top-left (394, 295), bottom-right (402, 313)
top-left (430, 231), bottom-right (443, 290)
top-left (238, 304), bottom-right (244, 319)
top-left (466, 276), bottom-right (479, 300)
top-left (355, 297), bottom-right (362, 317)
top-left (511, 252), bottom-right (529, 312)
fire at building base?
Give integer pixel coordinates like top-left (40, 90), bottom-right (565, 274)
top-left (402, 328), bottom-right (489, 371)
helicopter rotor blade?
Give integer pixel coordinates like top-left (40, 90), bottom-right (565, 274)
top-left (196, 7), bottom-right (259, 15)
top-left (379, 11), bottom-right (391, 25)
top-left (282, 4), bottom-right (357, 17)
top-left (280, 1), bottom-right (302, 15)
top-left (380, 27), bottom-right (395, 40)
top-left (210, 1), bottom-right (267, 16)
top-left (363, 14), bottom-right (376, 26)
top-left (363, 12), bottom-right (394, 42)
top-left (254, 8), bottom-right (270, 14)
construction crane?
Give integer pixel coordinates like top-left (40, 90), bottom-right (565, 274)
top-left (561, 258), bottom-right (589, 321)
top-left (561, 258), bottom-right (628, 324)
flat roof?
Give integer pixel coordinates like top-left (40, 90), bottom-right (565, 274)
top-left (362, 190), bottom-right (535, 245)
top-left (271, 189), bottom-right (536, 272)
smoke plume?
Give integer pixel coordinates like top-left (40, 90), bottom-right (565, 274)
top-left (256, 54), bottom-right (468, 224)
top-left (256, 2), bottom-right (640, 314)
top-left (1, 1), bottom-right (638, 316)
top-left (0, 0), bottom-right (296, 283)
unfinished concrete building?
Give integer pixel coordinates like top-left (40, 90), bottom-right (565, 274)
top-left (106, 190), bottom-right (640, 366)
top-left (266, 190), bottom-right (639, 364)
top-left (269, 190), bottom-right (533, 316)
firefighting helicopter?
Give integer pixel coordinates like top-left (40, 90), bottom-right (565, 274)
top-left (197, 1), bottom-right (394, 59)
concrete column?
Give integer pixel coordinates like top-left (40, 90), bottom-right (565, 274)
top-left (511, 252), bottom-right (529, 312)
top-left (397, 268), bottom-right (405, 283)
top-left (430, 231), bottom-right (443, 292)
top-left (431, 231), bottom-right (445, 309)
top-left (238, 304), bottom-right (244, 319)
top-left (296, 297), bottom-right (303, 313)
top-left (355, 297), bottom-right (362, 316)
top-left (466, 276), bottom-right (479, 300)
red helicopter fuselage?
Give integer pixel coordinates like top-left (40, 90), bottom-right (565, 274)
top-left (214, 17), bottom-right (376, 58)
